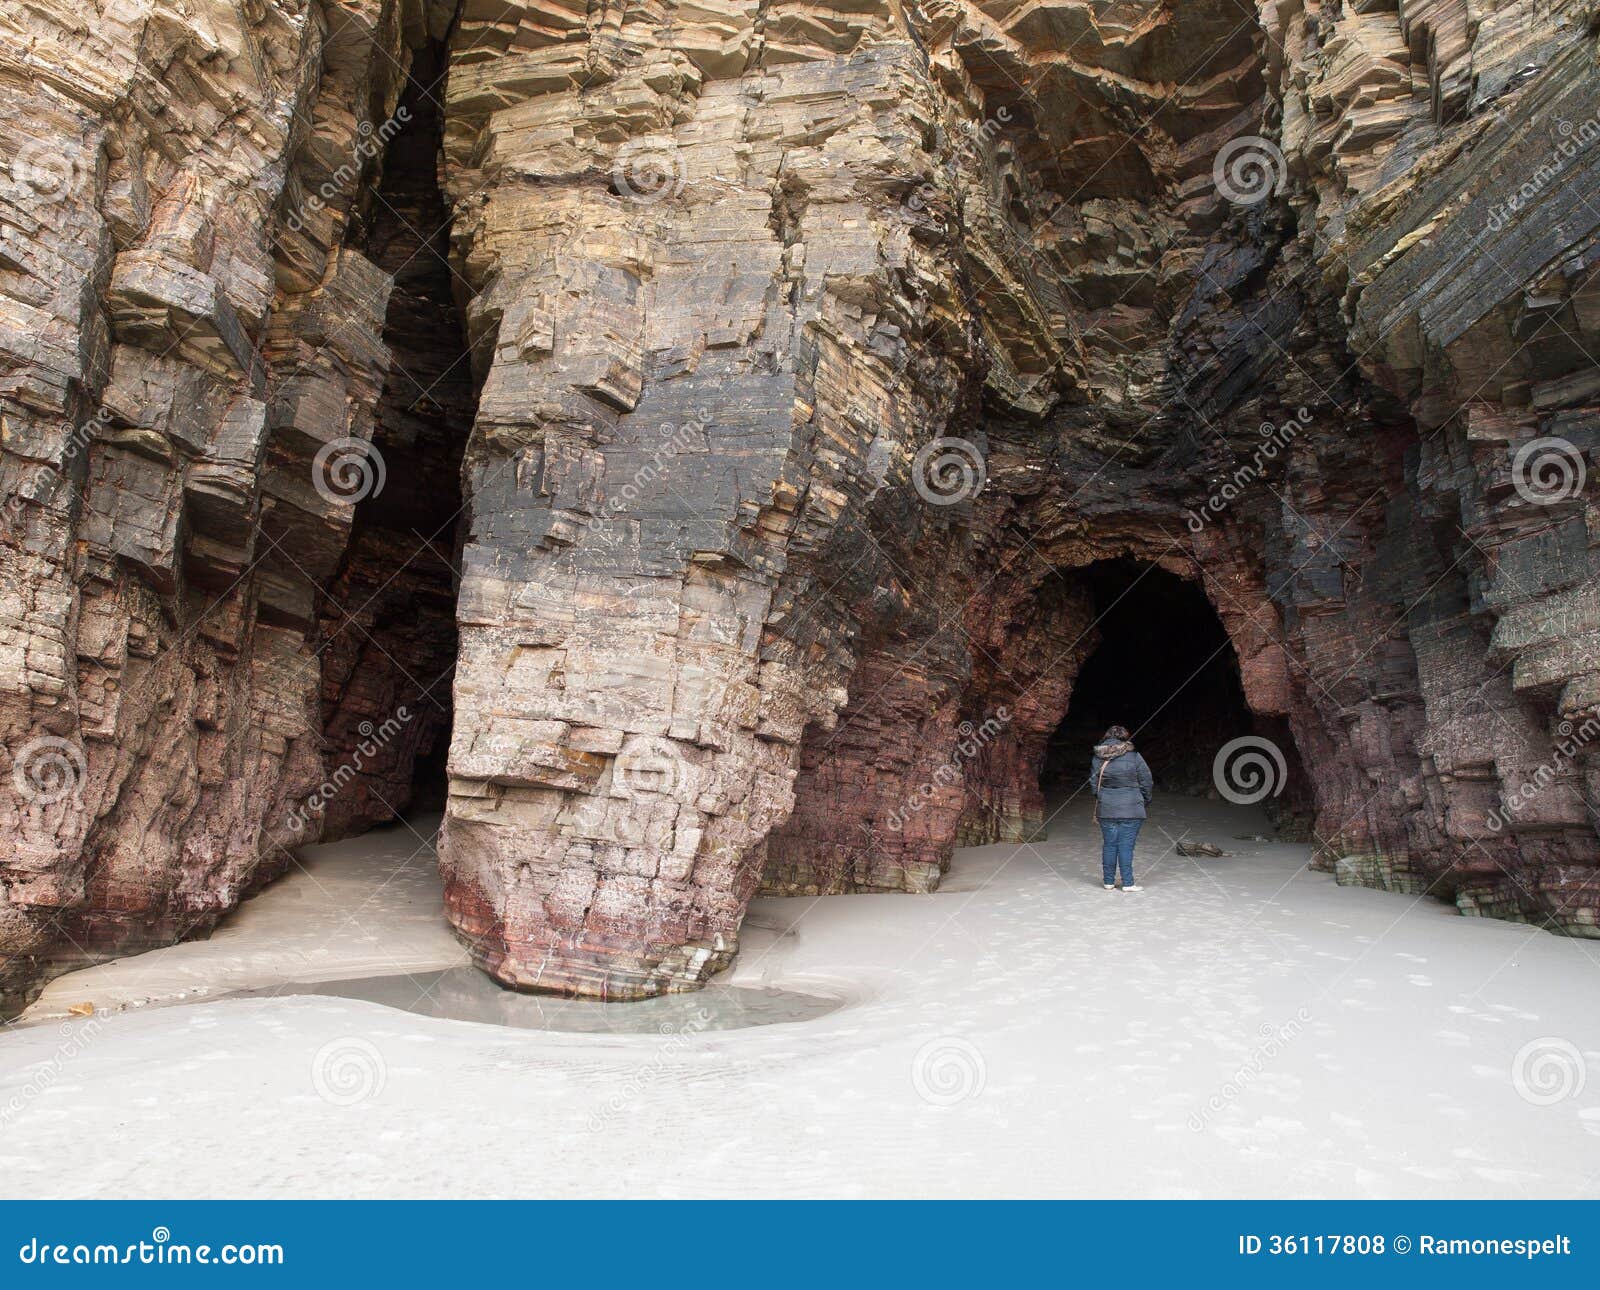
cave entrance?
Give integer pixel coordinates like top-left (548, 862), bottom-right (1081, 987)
top-left (1040, 558), bottom-right (1253, 801)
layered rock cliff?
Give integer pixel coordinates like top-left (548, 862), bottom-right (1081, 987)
top-left (0, 0), bottom-right (462, 1013)
top-left (3, 0), bottom-right (1597, 1011)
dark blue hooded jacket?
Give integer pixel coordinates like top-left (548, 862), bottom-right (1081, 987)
top-left (1089, 739), bottom-right (1154, 820)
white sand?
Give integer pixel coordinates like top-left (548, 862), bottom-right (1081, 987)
top-left (3, 797), bottom-right (1598, 1198)
top-left (19, 816), bottom-right (467, 1022)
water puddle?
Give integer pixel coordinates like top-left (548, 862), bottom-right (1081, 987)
top-left (230, 968), bottom-right (844, 1033)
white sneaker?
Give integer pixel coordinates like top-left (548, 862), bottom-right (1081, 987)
top-left (1122, 884), bottom-right (1144, 892)
top-left (1103, 883), bottom-right (1115, 891)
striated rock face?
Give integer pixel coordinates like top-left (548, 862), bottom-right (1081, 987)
top-left (2, 0), bottom-right (1597, 1011)
top-left (0, 0), bottom-right (465, 1014)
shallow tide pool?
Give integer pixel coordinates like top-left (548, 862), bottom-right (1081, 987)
top-left (230, 967), bottom-right (845, 1033)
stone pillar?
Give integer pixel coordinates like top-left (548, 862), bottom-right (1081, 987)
top-left (436, 7), bottom-right (989, 994)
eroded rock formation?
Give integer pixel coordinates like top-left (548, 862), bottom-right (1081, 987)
top-left (0, 0), bottom-right (464, 1014)
top-left (2, 0), bottom-right (1597, 1011)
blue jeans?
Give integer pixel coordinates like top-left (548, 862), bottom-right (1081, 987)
top-left (1099, 818), bottom-right (1142, 886)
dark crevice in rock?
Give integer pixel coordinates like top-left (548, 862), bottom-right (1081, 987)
top-left (312, 41), bottom-right (472, 843)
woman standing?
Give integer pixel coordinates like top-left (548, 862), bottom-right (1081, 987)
top-left (1088, 725), bottom-right (1154, 891)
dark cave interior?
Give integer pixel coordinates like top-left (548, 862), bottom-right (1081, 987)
top-left (1041, 558), bottom-right (1254, 799)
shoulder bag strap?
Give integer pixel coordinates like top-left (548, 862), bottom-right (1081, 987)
top-left (1093, 756), bottom-right (1112, 822)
